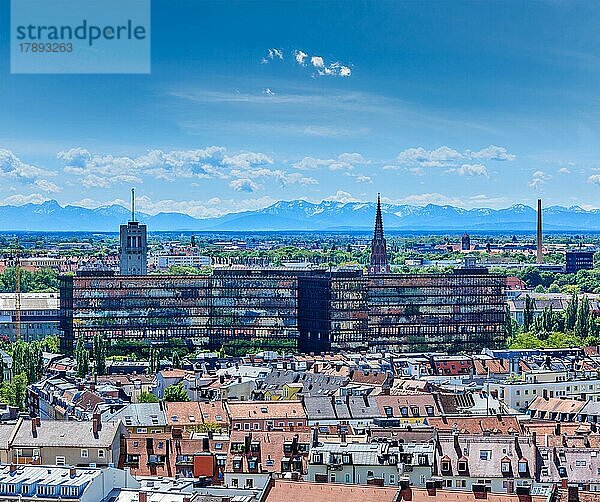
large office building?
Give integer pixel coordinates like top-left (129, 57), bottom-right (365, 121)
top-left (0, 293), bottom-right (60, 342)
top-left (59, 197), bottom-right (507, 353)
top-left (565, 249), bottom-right (595, 274)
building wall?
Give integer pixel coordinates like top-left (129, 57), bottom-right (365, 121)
top-left (119, 221), bottom-right (147, 275)
top-left (60, 268), bottom-right (506, 354)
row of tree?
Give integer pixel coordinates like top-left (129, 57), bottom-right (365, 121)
top-left (508, 293), bottom-right (600, 349)
top-left (74, 334), bottom-right (107, 378)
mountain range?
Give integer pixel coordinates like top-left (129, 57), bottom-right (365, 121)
top-left (0, 199), bottom-right (598, 232)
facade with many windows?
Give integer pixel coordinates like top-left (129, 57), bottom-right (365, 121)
top-left (60, 267), bottom-right (506, 354)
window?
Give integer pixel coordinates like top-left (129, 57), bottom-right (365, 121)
top-left (519, 461), bottom-right (528, 473)
top-left (441, 460), bottom-right (450, 472)
top-left (345, 473), bottom-right (351, 483)
top-left (55, 456), bottom-right (66, 466)
top-left (389, 474), bottom-right (395, 485)
top-left (215, 443), bottom-right (222, 450)
top-left (330, 474), bottom-right (336, 483)
top-left (231, 478), bottom-right (238, 487)
top-left (458, 461), bottom-right (467, 472)
top-left (136, 427), bottom-right (147, 433)
top-left (501, 461), bottom-right (510, 473)
top-left (480, 450), bottom-right (491, 461)
top-left (400, 407), bottom-right (409, 417)
top-left (81, 449), bottom-right (88, 458)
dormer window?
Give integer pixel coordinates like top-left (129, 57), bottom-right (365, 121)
top-left (458, 460), bottom-right (467, 472)
top-left (518, 460), bottom-right (528, 474)
top-left (384, 406), bottom-right (393, 418)
top-left (400, 406), bottom-right (409, 417)
top-left (501, 461), bottom-right (511, 473)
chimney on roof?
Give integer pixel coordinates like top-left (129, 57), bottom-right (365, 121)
top-left (312, 427), bottom-right (319, 448)
top-left (138, 492), bottom-right (148, 502)
top-left (31, 418), bottom-right (37, 438)
top-left (202, 437), bottom-right (210, 452)
top-left (93, 412), bottom-right (102, 430)
top-left (537, 199), bottom-right (543, 264)
top-left (36, 417), bottom-right (40, 427)
top-left (93, 418), bottom-right (99, 439)
top-left (69, 467), bottom-right (76, 478)
top-left (555, 422), bottom-right (561, 436)
top-left (9, 463), bottom-right (16, 475)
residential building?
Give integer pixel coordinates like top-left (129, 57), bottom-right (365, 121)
top-left (10, 416), bottom-right (123, 467)
top-left (0, 293), bottom-right (59, 342)
top-left (226, 401), bottom-right (307, 432)
top-left (0, 464), bottom-right (138, 502)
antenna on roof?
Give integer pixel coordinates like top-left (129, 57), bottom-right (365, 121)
top-left (131, 188), bottom-right (136, 222)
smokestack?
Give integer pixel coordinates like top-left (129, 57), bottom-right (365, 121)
top-left (131, 188), bottom-right (136, 223)
top-left (537, 198), bottom-right (543, 264)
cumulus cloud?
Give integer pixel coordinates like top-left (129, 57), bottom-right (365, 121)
top-left (290, 49), bottom-right (351, 77)
top-left (0, 149), bottom-right (54, 179)
top-left (588, 174), bottom-right (600, 185)
top-left (229, 178), bottom-right (262, 193)
top-left (389, 144), bottom-right (515, 174)
top-left (57, 147), bottom-right (280, 190)
top-left (293, 152), bottom-right (368, 171)
top-left (450, 163), bottom-right (489, 177)
top-left (261, 48), bottom-right (283, 63)
top-left (529, 170), bottom-right (551, 188)
top-left (294, 50), bottom-right (308, 65)
top-left (34, 179), bottom-right (62, 193)
top-left (1, 193), bottom-right (51, 205)
top-left (559, 167), bottom-right (571, 174)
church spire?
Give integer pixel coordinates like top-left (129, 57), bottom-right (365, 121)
top-left (369, 193), bottom-right (390, 274)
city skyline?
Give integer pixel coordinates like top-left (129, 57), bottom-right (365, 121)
top-left (3, 1), bottom-right (600, 218)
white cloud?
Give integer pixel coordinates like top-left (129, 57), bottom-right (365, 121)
top-left (355, 175), bottom-right (372, 183)
top-left (468, 145), bottom-right (516, 161)
top-left (392, 145), bottom-right (515, 171)
top-left (293, 152), bottom-right (368, 171)
top-left (229, 178), bottom-right (262, 193)
top-left (294, 50), bottom-right (308, 65)
top-left (451, 163), bottom-right (489, 177)
top-left (310, 56), bottom-right (324, 68)
top-left (558, 167), bottom-right (571, 174)
top-left (34, 179), bottom-right (62, 193)
top-left (588, 174), bottom-right (600, 185)
top-left (262, 48), bottom-right (283, 63)
top-left (1, 193), bottom-right (51, 205)
top-left (0, 149), bottom-right (54, 179)
top-left (529, 170), bottom-right (552, 188)
top-left (57, 147), bottom-right (276, 188)
top-left (263, 88), bottom-right (275, 96)
top-left (291, 49), bottom-right (351, 77)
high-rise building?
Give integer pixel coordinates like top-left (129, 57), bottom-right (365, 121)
top-left (119, 189), bottom-right (147, 276)
top-left (368, 194), bottom-right (390, 274)
top-left (461, 233), bottom-right (471, 251)
top-left (565, 249), bottom-right (595, 274)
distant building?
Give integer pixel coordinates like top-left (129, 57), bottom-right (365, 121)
top-left (155, 255), bottom-right (211, 269)
top-left (119, 189), bottom-right (147, 276)
top-left (461, 233), bottom-right (471, 251)
top-left (565, 249), bottom-right (594, 274)
top-left (368, 194), bottom-right (389, 274)
top-left (0, 293), bottom-right (59, 342)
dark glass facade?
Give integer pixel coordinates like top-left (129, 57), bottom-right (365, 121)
top-left (60, 268), bottom-right (506, 354)
top-left (565, 250), bottom-right (595, 274)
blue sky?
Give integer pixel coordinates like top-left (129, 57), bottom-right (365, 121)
top-left (2, 0), bottom-right (600, 217)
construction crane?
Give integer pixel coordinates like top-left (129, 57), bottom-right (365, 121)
top-left (9, 239), bottom-right (21, 342)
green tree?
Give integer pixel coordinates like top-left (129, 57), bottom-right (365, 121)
top-left (138, 392), bottom-right (159, 403)
top-left (523, 295), bottom-right (535, 333)
top-left (565, 293), bottom-right (578, 332)
top-left (93, 335), bottom-right (107, 376)
top-left (172, 351), bottom-right (181, 369)
top-left (575, 296), bottom-right (590, 339)
top-left (163, 383), bottom-right (190, 402)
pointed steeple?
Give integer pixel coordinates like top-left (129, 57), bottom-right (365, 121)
top-left (373, 193), bottom-right (384, 240)
top-left (369, 193), bottom-right (390, 274)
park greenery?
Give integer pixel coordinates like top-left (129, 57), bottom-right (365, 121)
top-left (507, 293), bottom-right (600, 349)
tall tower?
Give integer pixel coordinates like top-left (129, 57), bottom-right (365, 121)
top-left (369, 194), bottom-right (390, 274)
top-left (119, 188), bottom-right (147, 275)
top-left (536, 198), bottom-right (543, 264)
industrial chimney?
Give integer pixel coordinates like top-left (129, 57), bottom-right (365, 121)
top-left (536, 198), bottom-right (543, 264)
